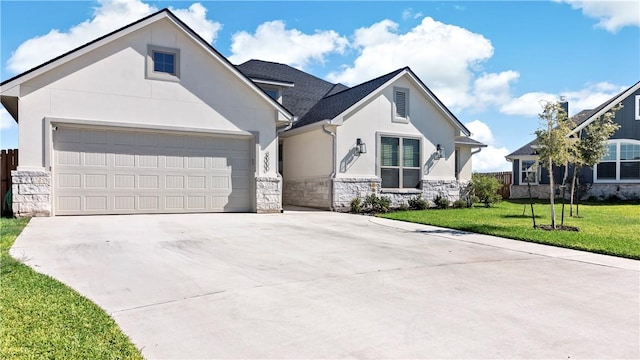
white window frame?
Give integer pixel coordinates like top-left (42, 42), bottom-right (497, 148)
top-left (377, 133), bottom-right (422, 190)
top-left (392, 87), bottom-right (410, 123)
top-left (594, 139), bottom-right (640, 183)
top-left (146, 45), bottom-right (180, 82)
top-left (635, 95), bottom-right (640, 120)
top-left (260, 85), bottom-right (282, 103)
top-left (519, 158), bottom-right (540, 185)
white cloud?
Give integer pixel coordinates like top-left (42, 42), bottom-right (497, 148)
top-left (6, 0), bottom-right (221, 75)
top-left (402, 8), bottom-right (423, 20)
top-left (326, 17), bottom-right (499, 109)
top-left (498, 82), bottom-right (627, 117)
top-left (465, 120), bottom-right (510, 172)
top-left (228, 21), bottom-right (348, 69)
top-left (560, 0), bottom-right (640, 32)
top-left (472, 70), bottom-right (520, 110)
top-left (499, 92), bottom-right (558, 116)
top-left (0, 108), bottom-right (17, 130)
top-left (465, 120), bottom-right (494, 145)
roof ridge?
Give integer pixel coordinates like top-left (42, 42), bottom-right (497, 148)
top-left (320, 67), bottom-right (405, 100)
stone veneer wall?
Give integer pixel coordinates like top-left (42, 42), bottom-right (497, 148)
top-left (283, 177), bottom-right (330, 209)
top-left (510, 183), bottom-right (640, 200)
top-left (333, 177), bottom-right (463, 211)
top-left (12, 170), bottom-right (52, 217)
top-left (256, 176), bottom-right (282, 213)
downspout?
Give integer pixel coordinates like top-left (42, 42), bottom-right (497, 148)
top-left (322, 124), bottom-right (337, 211)
top-left (276, 116), bottom-right (297, 212)
top-left (471, 148), bottom-right (482, 155)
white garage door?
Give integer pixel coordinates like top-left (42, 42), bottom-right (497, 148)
top-left (53, 127), bottom-right (253, 215)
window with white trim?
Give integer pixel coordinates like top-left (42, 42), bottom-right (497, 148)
top-left (147, 45), bottom-right (180, 81)
top-left (380, 136), bottom-right (421, 189)
top-left (635, 95), bottom-right (640, 120)
top-left (595, 140), bottom-right (640, 181)
top-left (520, 159), bottom-right (539, 184)
top-left (393, 88), bottom-right (409, 123)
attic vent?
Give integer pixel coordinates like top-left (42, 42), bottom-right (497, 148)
top-left (395, 89), bottom-right (408, 119)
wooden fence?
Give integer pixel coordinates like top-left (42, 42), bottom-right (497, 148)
top-left (1, 149), bottom-right (18, 215)
top-left (480, 171), bottom-right (512, 199)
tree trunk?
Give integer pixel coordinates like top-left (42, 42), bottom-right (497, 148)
top-left (569, 165), bottom-right (579, 217)
top-left (549, 158), bottom-right (556, 229)
top-left (528, 180), bottom-right (536, 228)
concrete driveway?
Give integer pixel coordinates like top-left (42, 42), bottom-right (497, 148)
top-left (10, 209), bottom-right (639, 359)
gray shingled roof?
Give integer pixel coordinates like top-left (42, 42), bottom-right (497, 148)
top-left (455, 136), bottom-right (487, 147)
top-left (508, 109), bottom-right (594, 157)
top-left (294, 68), bottom-right (405, 128)
top-left (506, 83), bottom-right (637, 158)
top-left (236, 60), bottom-right (349, 120)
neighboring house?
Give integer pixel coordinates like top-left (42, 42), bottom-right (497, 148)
top-left (238, 60), bottom-right (486, 210)
top-left (0, 9), bottom-right (293, 217)
top-left (506, 80), bottom-right (640, 200)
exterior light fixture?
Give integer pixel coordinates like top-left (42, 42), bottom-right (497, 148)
top-left (436, 144), bottom-right (445, 159)
top-left (356, 138), bottom-right (367, 155)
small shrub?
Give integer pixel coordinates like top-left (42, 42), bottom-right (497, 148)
top-left (453, 199), bottom-right (467, 208)
top-left (606, 194), bottom-right (622, 203)
top-left (434, 194), bottom-right (450, 209)
top-left (350, 197), bottom-right (363, 213)
top-left (408, 195), bottom-right (429, 210)
top-left (397, 203), bottom-right (409, 211)
top-left (364, 193), bottom-right (392, 213)
top-left (470, 173), bottom-right (502, 207)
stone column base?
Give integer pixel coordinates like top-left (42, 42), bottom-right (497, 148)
top-left (12, 170), bottom-right (52, 217)
top-left (256, 176), bottom-right (282, 213)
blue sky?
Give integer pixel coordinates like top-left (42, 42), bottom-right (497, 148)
top-left (1, 0), bottom-right (639, 171)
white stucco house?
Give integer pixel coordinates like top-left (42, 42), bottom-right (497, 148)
top-left (1, 9), bottom-right (292, 216)
top-left (1, 9), bottom-right (485, 216)
top-left (238, 61), bottom-right (486, 210)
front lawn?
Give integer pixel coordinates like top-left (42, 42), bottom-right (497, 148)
top-left (380, 200), bottom-right (640, 259)
top-left (1, 218), bottom-right (143, 359)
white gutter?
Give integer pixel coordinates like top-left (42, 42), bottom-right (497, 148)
top-left (322, 124), bottom-right (337, 211)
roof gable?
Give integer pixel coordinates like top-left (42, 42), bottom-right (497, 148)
top-left (1, 9), bottom-right (292, 121)
top-left (507, 80), bottom-right (640, 159)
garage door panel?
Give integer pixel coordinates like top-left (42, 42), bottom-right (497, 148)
top-left (54, 127), bottom-right (253, 215)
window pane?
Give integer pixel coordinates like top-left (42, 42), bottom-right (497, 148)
top-left (621, 162), bottom-right (640, 180)
top-left (602, 143), bottom-right (617, 161)
top-left (403, 138), bottom-right (420, 167)
top-left (153, 51), bottom-right (175, 74)
top-left (403, 169), bottom-right (421, 189)
top-left (381, 168), bottom-right (399, 188)
top-left (381, 137), bottom-right (399, 166)
top-left (620, 143), bottom-right (640, 161)
top-left (596, 162), bottom-right (616, 180)
top-left (265, 89), bottom-right (278, 100)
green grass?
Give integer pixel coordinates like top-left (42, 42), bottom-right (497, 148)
top-left (380, 200), bottom-right (640, 259)
top-left (1, 218), bottom-right (143, 359)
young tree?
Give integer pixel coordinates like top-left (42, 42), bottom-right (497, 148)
top-left (535, 102), bottom-right (576, 229)
top-left (569, 104), bottom-right (622, 216)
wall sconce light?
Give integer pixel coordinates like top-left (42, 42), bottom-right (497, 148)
top-left (356, 138), bottom-right (367, 156)
top-left (435, 144), bottom-right (445, 159)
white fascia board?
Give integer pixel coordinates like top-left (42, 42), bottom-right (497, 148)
top-left (0, 84), bottom-right (19, 97)
top-left (279, 120), bottom-right (336, 138)
top-left (252, 79), bottom-right (295, 88)
top-left (570, 81), bottom-right (640, 135)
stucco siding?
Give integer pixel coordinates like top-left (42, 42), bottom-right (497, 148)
top-left (281, 128), bottom-right (332, 180)
top-left (336, 76), bottom-right (458, 181)
top-left (457, 147), bottom-right (473, 182)
top-left (16, 18), bottom-right (280, 176)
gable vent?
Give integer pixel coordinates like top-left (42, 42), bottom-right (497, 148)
top-left (395, 90), bottom-right (407, 118)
